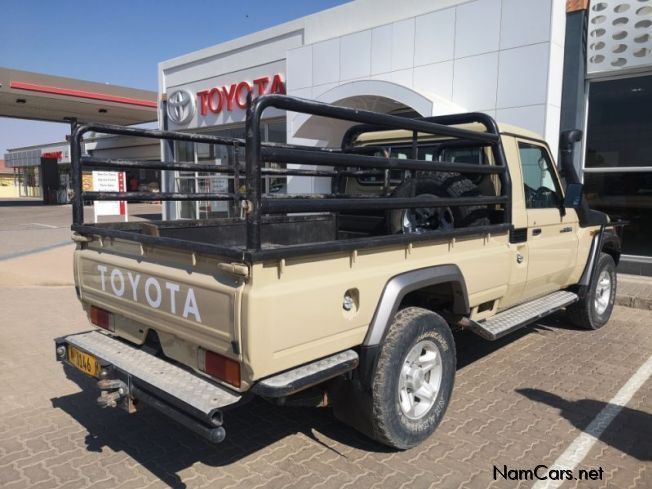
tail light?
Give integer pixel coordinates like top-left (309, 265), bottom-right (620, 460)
top-left (90, 306), bottom-right (114, 332)
top-left (199, 348), bottom-right (241, 388)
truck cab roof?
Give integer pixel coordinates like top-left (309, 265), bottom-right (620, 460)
top-left (353, 121), bottom-right (544, 146)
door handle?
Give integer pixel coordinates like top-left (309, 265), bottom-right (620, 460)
top-left (560, 226), bottom-right (572, 233)
top-left (532, 228), bottom-right (542, 236)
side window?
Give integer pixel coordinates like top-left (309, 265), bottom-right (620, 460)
top-left (518, 142), bottom-right (561, 209)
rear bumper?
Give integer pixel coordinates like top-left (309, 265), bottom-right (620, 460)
top-left (55, 330), bottom-right (243, 444)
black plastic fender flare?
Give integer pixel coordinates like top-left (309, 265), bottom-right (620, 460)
top-left (363, 264), bottom-right (469, 347)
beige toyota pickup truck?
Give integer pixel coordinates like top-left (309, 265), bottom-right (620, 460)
top-left (55, 95), bottom-right (623, 449)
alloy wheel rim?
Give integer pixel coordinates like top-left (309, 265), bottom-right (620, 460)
top-left (402, 206), bottom-right (454, 234)
top-left (397, 340), bottom-right (443, 420)
top-left (594, 270), bottom-right (612, 315)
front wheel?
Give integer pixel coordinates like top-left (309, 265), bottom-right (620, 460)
top-left (567, 252), bottom-right (617, 330)
top-left (369, 307), bottom-right (456, 449)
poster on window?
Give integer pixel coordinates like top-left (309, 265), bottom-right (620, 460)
top-left (210, 177), bottom-right (229, 214)
top-left (92, 171), bottom-right (128, 222)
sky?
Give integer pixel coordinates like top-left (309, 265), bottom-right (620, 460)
top-left (0, 0), bottom-right (350, 156)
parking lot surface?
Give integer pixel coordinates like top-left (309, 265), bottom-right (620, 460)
top-left (0, 201), bottom-right (650, 489)
top-left (0, 199), bottom-right (160, 259)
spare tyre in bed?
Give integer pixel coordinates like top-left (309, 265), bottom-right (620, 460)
top-left (389, 172), bottom-right (490, 234)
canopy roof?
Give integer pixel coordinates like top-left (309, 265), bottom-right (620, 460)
top-left (0, 67), bottom-right (157, 125)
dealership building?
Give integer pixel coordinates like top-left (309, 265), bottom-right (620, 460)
top-left (1, 67), bottom-right (158, 203)
top-left (2, 0), bottom-right (650, 271)
top-left (157, 0), bottom-right (652, 272)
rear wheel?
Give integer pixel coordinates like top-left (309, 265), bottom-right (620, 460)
top-left (368, 307), bottom-right (456, 449)
top-left (567, 252), bottom-right (616, 330)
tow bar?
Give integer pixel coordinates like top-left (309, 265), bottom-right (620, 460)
top-left (55, 331), bottom-right (241, 444)
top-left (96, 378), bottom-right (130, 409)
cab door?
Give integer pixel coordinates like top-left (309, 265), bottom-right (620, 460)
top-left (517, 140), bottom-right (579, 300)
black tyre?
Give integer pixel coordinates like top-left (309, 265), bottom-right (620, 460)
top-left (567, 252), bottom-right (617, 330)
top-left (389, 172), bottom-right (490, 234)
top-left (369, 307), bottom-right (456, 449)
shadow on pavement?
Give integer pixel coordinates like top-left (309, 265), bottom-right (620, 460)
top-left (51, 366), bottom-right (387, 488)
top-left (50, 315), bottom-right (568, 488)
top-left (454, 327), bottom-right (533, 369)
top-left (529, 312), bottom-right (585, 332)
top-left (0, 198), bottom-right (46, 207)
top-left (131, 213), bottom-right (162, 221)
top-left (517, 388), bottom-right (651, 462)
top-left (452, 311), bottom-right (575, 369)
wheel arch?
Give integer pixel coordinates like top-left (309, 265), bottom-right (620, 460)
top-left (363, 264), bottom-right (469, 347)
top-left (578, 226), bottom-right (622, 289)
top-left (602, 229), bottom-right (621, 265)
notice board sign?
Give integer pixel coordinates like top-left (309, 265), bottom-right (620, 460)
top-left (92, 171), bottom-right (128, 222)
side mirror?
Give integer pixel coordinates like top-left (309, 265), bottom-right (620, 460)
top-left (560, 129), bottom-right (583, 147)
top-left (563, 183), bottom-right (584, 209)
top-left (559, 130), bottom-right (583, 183)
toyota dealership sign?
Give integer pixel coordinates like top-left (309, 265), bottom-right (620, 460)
top-left (196, 74), bottom-right (285, 115)
top-left (166, 89), bottom-right (196, 125)
top-left (166, 73), bottom-right (285, 128)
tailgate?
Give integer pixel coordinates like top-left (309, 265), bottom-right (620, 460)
top-left (74, 247), bottom-right (243, 357)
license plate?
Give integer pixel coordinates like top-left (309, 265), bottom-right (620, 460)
top-left (68, 345), bottom-right (100, 377)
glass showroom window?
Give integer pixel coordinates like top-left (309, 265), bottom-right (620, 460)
top-left (174, 119), bottom-right (286, 219)
top-left (16, 167), bottom-right (41, 198)
top-left (584, 75), bottom-right (652, 257)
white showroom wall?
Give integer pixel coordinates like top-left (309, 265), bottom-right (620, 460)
top-left (286, 0), bottom-right (567, 154)
top-left (159, 0), bottom-right (569, 198)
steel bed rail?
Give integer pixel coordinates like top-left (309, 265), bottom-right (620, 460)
top-left (81, 156), bottom-right (403, 179)
top-left (259, 147), bottom-right (505, 174)
top-left (69, 94), bottom-right (512, 262)
top-left (341, 110), bottom-right (513, 224)
top-left (70, 222), bottom-right (513, 263)
top-left (245, 95), bottom-right (508, 250)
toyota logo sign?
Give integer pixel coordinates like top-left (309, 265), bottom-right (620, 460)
top-left (167, 90), bottom-right (196, 125)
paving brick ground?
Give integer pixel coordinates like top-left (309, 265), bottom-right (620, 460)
top-left (0, 202), bottom-right (650, 488)
top-left (0, 282), bottom-right (650, 489)
top-left (617, 274), bottom-right (652, 311)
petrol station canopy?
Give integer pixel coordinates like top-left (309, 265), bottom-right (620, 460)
top-left (0, 67), bottom-right (157, 125)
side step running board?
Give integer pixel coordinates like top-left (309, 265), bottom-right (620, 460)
top-left (469, 290), bottom-right (578, 340)
top-left (251, 349), bottom-right (359, 398)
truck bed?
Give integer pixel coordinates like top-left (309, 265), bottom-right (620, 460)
top-left (88, 214), bottom-right (337, 249)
